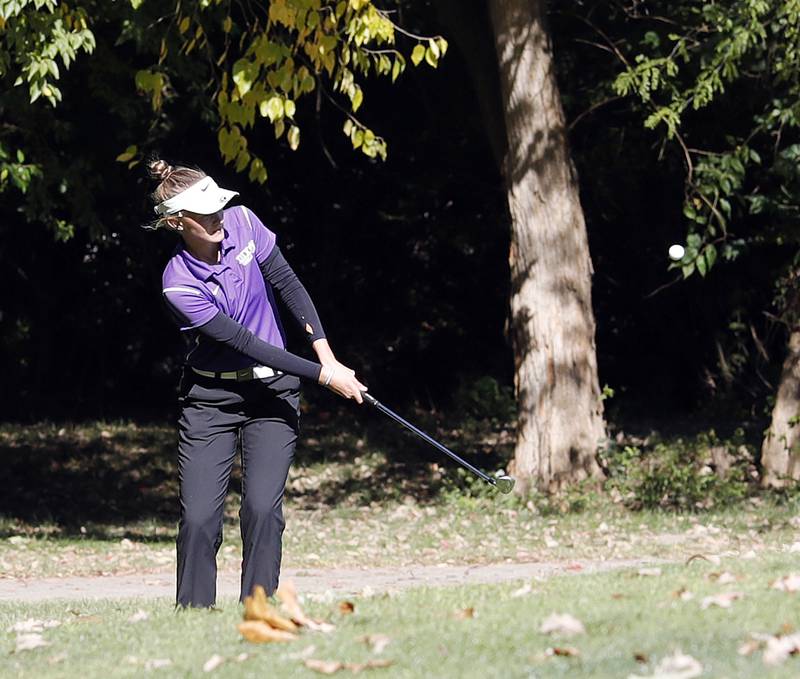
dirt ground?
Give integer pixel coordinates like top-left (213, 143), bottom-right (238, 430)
top-left (0, 558), bottom-right (666, 603)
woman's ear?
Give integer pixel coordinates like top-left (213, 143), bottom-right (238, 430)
top-left (167, 215), bottom-right (184, 231)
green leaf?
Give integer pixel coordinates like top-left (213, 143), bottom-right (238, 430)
top-left (343, 119), bottom-right (353, 136)
top-left (249, 157), bottom-right (268, 184)
top-left (411, 44), bottom-right (425, 66)
top-left (287, 125), bottom-right (300, 150)
top-left (424, 45), bottom-right (438, 68)
top-left (696, 252), bottom-right (707, 277)
top-left (391, 58), bottom-right (401, 82)
top-left (115, 145), bottom-right (138, 163)
top-left (259, 96), bottom-right (284, 122)
top-left (352, 86), bottom-right (363, 112)
top-left (232, 59), bottom-right (256, 97)
top-left (235, 149), bottom-right (250, 172)
top-left (686, 233), bottom-right (702, 249)
top-left (284, 99), bottom-right (296, 117)
top-left (703, 243), bottom-right (717, 271)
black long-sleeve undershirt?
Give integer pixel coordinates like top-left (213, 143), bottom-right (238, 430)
top-left (196, 312), bottom-right (322, 382)
top-left (259, 245), bottom-right (326, 343)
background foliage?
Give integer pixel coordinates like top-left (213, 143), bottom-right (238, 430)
top-left (1, 0), bottom-right (796, 458)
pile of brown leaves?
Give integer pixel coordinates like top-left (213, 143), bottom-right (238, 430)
top-left (237, 579), bottom-right (393, 674)
top-left (237, 579), bottom-right (334, 643)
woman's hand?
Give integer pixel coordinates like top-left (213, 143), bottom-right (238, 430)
top-left (319, 361), bottom-right (367, 404)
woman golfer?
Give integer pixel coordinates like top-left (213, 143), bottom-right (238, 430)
top-left (147, 158), bottom-right (366, 609)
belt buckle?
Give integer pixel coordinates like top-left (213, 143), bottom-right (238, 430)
top-left (252, 365), bottom-right (275, 379)
top-left (236, 367), bottom-right (253, 381)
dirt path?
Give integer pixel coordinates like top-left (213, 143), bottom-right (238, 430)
top-left (0, 558), bottom-right (666, 602)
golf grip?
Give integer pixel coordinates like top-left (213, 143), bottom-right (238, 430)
top-left (361, 392), bottom-right (496, 485)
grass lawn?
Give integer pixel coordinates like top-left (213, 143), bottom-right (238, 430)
top-left (2, 422), bottom-right (799, 579)
top-left (3, 552), bottom-right (800, 677)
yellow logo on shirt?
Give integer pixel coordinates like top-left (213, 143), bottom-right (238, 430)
top-left (236, 239), bottom-right (256, 266)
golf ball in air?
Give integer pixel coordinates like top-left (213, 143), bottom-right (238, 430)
top-left (668, 244), bottom-right (685, 260)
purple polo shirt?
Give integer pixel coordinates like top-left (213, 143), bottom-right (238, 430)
top-left (161, 205), bottom-right (286, 371)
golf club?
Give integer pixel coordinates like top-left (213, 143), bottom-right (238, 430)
top-left (361, 391), bottom-right (516, 494)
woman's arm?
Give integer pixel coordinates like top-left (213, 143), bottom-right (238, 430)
top-left (196, 311), bottom-right (322, 381)
top-left (197, 312), bottom-right (366, 400)
top-left (258, 246), bottom-right (326, 343)
top-left (257, 248), bottom-right (359, 384)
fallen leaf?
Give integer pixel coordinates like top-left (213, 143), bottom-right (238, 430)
top-left (237, 620), bottom-right (298, 643)
top-left (633, 652), bottom-right (648, 663)
top-left (510, 583), bottom-right (533, 598)
top-left (15, 633), bottom-right (49, 652)
top-left (547, 646), bottom-right (580, 657)
top-left (771, 574), bottom-right (800, 593)
top-left (144, 658), bottom-right (172, 670)
top-left (128, 609), bottom-right (149, 623)
top-left (276, 579), bottom-right (335, 632)
top-left (244, 585), bottom-right (298, 632)
top-left (738, 639), bottom-right (761, 656)
top-left (357, 634), bottom-right (391, 654)
top-left (234, 653), bottom-right (250, 662)
top-left (540, 613), bottom-right (585, 637)
top-left (628, 649), bottom-right (702, 678)
top-left (304, 658), bottom-right (394, 674)
top-left (288, 644), bottom-right (317, 660)
top-left (708, 571), bottom-right (737, 584)
top-left (637, 567), bottom-right (662, 577)
top-left (203, 654), bottom-right (225, 672)
top-left (453, 607), bottom-right (475, 620)
top-left (700, 591), bottom-right (744, 609)
top-left (763, 632), bottom-right (800, 666)
top-left (672, 587), bottom-right (693, 601)
top-left (48, 652), bottom-right (68, 664)
top-left (338, 601), bottom-right (355, 615)
top-left (9, 618), bottom-right (61, 633)
top-left (346, 660), bottom-right (394, 671)
top-left (685, 553), bottom-right (720, 566)
top-left (304, 659), bottom-right (342, 674)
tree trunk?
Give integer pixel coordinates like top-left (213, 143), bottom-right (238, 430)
top-left (488, 0), bottom-right (606, 493)
top-left (761, 327), bottom-right (800, 486)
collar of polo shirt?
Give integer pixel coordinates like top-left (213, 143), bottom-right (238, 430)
top-left (154, 176), bottom-right (239, 216)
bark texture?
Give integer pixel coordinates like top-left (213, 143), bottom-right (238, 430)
top-left (762, 327), bottom-right (800, 486)
top-left (488, 0), bottom-right (606, 492)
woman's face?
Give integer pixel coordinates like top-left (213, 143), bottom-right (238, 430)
top-left (173, 209), bottom-right (225, 243)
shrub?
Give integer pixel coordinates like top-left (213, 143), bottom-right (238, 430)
top-left (599, 428), bottom-right (755, 510)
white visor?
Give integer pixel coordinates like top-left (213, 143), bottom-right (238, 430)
top-left (154, 176), bottom-right (239, 216)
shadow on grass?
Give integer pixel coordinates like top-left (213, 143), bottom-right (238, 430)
top-left (0, 411), bottom-right (513, 536)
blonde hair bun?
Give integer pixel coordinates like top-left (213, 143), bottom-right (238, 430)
top-left (148, 159), bottom-right (174, 182)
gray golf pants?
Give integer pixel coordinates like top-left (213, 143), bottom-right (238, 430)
top-left (174, 368), bottom-right (300, 609)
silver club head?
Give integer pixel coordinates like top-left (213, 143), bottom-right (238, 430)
top-left (494, 475), bottom-right (515, 494)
